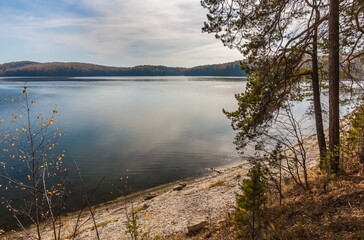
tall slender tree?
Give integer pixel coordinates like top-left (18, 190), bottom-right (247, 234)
top-left (202, 0), bottom-right (364, 174)
top-left (309, 0), bottom-right (328, 168)
top-left (328, 0), bottom-right (341, 174)
top-left (202, 0), bottom-right (329, 160)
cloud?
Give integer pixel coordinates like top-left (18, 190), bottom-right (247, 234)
top-left (0, 0), bottom-right (243, 67)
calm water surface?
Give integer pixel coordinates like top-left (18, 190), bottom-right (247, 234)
top-left (0, 77), bottom-right (246, 226)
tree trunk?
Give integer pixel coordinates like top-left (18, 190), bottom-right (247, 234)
top-left (252, 210), bottom-right (255, 240)
top-left (312, 27), bottom-right (327, 170)
top-left (359, 146), bottom-right (364, 164)
top-left (329, 0), bottom-right (340, 174)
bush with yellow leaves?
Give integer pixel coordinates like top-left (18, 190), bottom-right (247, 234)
top-left (0, 86), bottom-right (67, 240)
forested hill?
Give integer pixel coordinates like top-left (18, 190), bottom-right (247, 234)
top-left (0, 61), bottom-right (246, 77)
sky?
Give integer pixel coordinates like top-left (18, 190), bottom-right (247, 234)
top-left (0, 0), bottom-right (243, 67)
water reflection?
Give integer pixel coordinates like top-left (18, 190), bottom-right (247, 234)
top-left (0, 78), bottom-right (245, 224)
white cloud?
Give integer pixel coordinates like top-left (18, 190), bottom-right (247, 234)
top-left (0, 0), bottom-right (243, 66)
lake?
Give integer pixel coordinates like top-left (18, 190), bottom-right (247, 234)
top-left (0, 76), bottom-right (246, 228)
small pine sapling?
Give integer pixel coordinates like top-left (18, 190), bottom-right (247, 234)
top-left (234, 164), bottom-right (266, 240)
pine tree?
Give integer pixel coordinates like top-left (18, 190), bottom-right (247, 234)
top-left (234, 164), bottom-right (266, 240)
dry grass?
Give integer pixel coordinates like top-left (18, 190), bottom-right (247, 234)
top-left (131, 204), bottom-right (149, 215)
top-left (208, 179), bottom-right (225, 189)
top-left (162, 173), bottom-right (364, 240)
top-left (265, 174), bottom-right (364, 239)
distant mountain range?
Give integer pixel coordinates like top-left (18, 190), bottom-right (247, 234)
top-left (0, 61), bottom-right (247, 77)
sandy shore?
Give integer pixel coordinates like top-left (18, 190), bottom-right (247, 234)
top-left (7, 111), bottom-right (358, 239)
top-left (8, 161), bottom-right (247, 239)
top-left (8, 131), bottom-right (324, 239)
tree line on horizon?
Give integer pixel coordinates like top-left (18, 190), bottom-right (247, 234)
top-left (0, 61), bottom-right (247, 77)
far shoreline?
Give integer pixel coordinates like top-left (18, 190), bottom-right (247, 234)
top-left (0, 76), bottom-right (247, 82)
